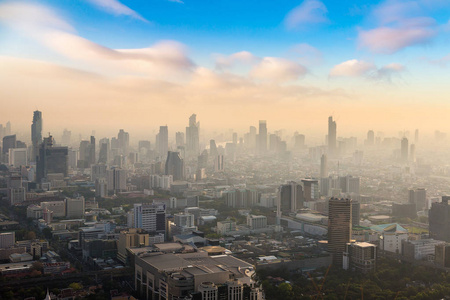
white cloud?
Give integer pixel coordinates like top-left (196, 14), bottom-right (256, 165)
top-left (214, 51), bottom-right (260, 69)
top-left (250, 57), bottom-right (308, 82)
top-left (0, 2), bottom-right (192, 77)
top-left (358, 0), bottom-right (438, 54)
top-left (288, 43), bottom-right (323, 66)
top-left (86, 0), bottom-right (147, 22)
top-left (329, 59), bottom-right (405, 81)
top-left (284, 0), bottom-right (328, 29)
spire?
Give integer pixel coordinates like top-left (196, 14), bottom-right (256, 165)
top-left (44, 288), bottom-right (51, 300)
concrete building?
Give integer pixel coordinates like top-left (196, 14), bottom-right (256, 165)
top-left (9, 148), bottom-right (27, 167)
top-left (135, 251), bottom-right (254, 300)
top-left (65, 196), bottom-right (85, 218)
top-left (41, 201), bottom-right (66, 218)
top-left (198, 282), bottom-right (218, 300)
top-left (328, 198), bottom-right (352, 267)
top-left (343, 242), bottom-right (376, 273)
top-left (409, 188), bottom-right (427, 211)
top-left (133, 203), bottom-right (166, 235)
top-left (402, 239), bottom-right (445, 261)
top-left (429, 196), bottom-right (450, 242)
top-left (0, 232), bottom-right (15, 249)
top-left (277, 181), bottom-right (304, 214)
top-left (107, 167), bottom-right (127, 193)
top-left (216, 221), bottom-right (237, 235)
top-left (247, 215), bottom-right (267, 230)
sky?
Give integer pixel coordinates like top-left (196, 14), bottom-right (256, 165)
top-left (1, 0), bottom-right (450, 140)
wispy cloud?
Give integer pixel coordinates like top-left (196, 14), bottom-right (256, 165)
top-left (86, 0), bottom-right (148, 22)
top-left (250, 57), bottom-right (308, 82)
top-left (357, 0), bottom-right (439, 54)
top-left (284, 0), bottom-right (328, 29)
top-left (0, 2), bottom-right (192, 77)
top-left (214, 51), bottom-right (260, 70)
top-left (329, 59), bottom-right (405, 82)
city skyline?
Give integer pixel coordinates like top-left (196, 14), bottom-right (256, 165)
top-left (1, 0), bottom-right (450, 135)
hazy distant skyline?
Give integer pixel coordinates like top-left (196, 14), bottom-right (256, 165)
top-left (1, 0), bottom-right (450, 135)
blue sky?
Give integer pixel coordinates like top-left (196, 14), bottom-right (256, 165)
top-left (0, 0), bottom-right (450, 137)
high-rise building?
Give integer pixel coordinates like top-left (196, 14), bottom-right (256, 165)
top-left (429, 196), bottom-right (450, 242)
top-left (410, 144), bottom-right (416, 163)
top-left (257, 120), bottom-right (267, 155)
top-left (209, 139), bottom-right (218, 157)
top-left (328, 198), bottom-right (352, 267)
top-left (31, 110), bottom-right (43, 161)
top-left (9, 148), bottom-right (27, 167)
top-left (186, 114), bottom-right (200, 159)
top-left (214, 154), bottom-right (224, 172)
top-left (61, 129), bottom-right (71, 146)
top-left (36, 136), bottom-right (69, 183)
top-left (366, 130), bottom-right (374, 146)
top-left (158, 126), bottom-right (169, 159)
top-left (89, 136), bottom-right (96, 165)
top-left (343, 242), bottom-right (377, 273)
top-left (98, 141), bottom-right (109, 164)
top-left (133, 203), bottom-right (166, 235)
top-left (320, 154), bottom-right (328, 178)
top-left (277, 181), bottom-right (304, 214)
top-left (352, 201), bottom-right (360, 226)
top-left (117, 129), bottom-right (129, 155)
top-left (0, 232), bottom-right (15, 249)
top-left (175, 132), bottom-right (185, 148)
top-left (302, 179), bottom-right (319, 202)
top-left (91, 163), bottom-right (107, 182)
top-left (401, 137), bottom-right (408, 163)
top-left (165, 151), bottom-right (185, 181)
top-left (2, 134), bottom-right (16, 155)
top-left (107, 167), bottom-right (127, 193)
top-left (328, 116), bottom-right (337, 157)
top-left (409, 188), bottom-right (427, 211)
top-left (415, 129), bottom-right (419, 144)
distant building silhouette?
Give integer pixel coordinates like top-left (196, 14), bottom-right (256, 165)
top-left (328, 197), bottom-right (352, 267)
top-left (165, 151), bottom-right (185, 181)
top-left (31, 110), bottom-right (43, 161)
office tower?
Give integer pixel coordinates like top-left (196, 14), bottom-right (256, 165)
top-left (107, 167), bottom-right (127, 193)
top-left (65, 196), bottom-right (85, 218)
top-left (278, 181), bottom-right (304, 214)
top-left (415, 129), bottom-right (419, 144)
top-left (343, 242), bottom-right (377, 273)
top-left (248, 126), bottom-right (257, 150)
top-left (232, 132), bottom-right (238, 145)
top-left (429, 196), bottom-right (450, 242)
top-left (165, 151), bottom-right (185, 181)
top-left (91, 163), bottom-right (107, 181)
top-left (409, 188), bottom-right (427, 211)
top-left (214, 154), bottom-right (224, 172)
top-left (302, 179), bottom-right (319, 202)
top-left (133, 203), bottom-right (166, 235)
top-left (9, 148), bottom-right (27, 167)
top-left (98, 142), bottom-right (108, 164)
top-left (367, 130), bottom-right (374, 146)
top-left (36, 136), bottom-right (69, 182)
top-left (31, 110), bottom-right (43, 161)
top-left (198, 149), bottom-right (208, 169)
top-left (320, 154), bottom-right (328, 178)
top-left (209, 140), bottom-right (218, 157)
top-left (186, 114), bottom-right (200, 158)
top-left (175, 132), bottom-right (185, 148)
top-left (294, 133), bottom-right (305, 151)
top-left (5, 121), bottom-right (11, 136)
top-left (117, 129), bottom-right (129, 155)
top-left (158, 126), bottom-right (169, 158)
top-left (328, 116), bottom-right (337, 157)
top-left (257, 120), bottom-right (267, 155)
top-left (328, 197), bottom-right (352, 267)
top-left (89, 136), bottom-right (96, 165)
top-left (401, 137), bottom-right (408, 162)
top-left (77, 140), bottom-right (90, 168)
top-left (352, 201), bottom-right (360, 226)
top-left (410, 144), bottom-right (416, 163)
top-left (2, 134), bottom-right (16, 154)
top-left (117, 229), bottom-right (152, 263)
top-left (61, 129), bottom-right (71, 146)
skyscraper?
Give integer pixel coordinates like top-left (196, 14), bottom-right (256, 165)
top-left (328, 116), bottom-right (337, 157)
top-left (31, 110), bottom-right (43, 161)
top-left (175, 132), bottom-right (185, 148)
top-left (367, 130), bottom-right (374, 146)
top-left (401, 137), bottom-right (408, 163)
top-left (320, 154), bottom-right (328, 178)
top-left (429, 196), bottom-right (450, 242)
top-left (2, 134), bottom-right (16, 154)
top-left (158, 126), bottom-right (169, 159)
top-left (257, 120), bottom-right (267, 155)
top-left (117, 129), bottom-right (129, 155)
top-left (328, 197), bottom-right (352, 267)
top-left (36, 135), bottom-right (69, 182)
top-left (186, 114), bottom-right (200, 159)
top-left (165, 151), bottom-right (185, 181)
top-left (409, 188), bottom-right (427, 211)
top-left (277, 181), bottom-right (304, 215)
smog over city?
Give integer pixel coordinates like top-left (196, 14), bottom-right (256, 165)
top-left (1, 0), bottom-right (450, 299)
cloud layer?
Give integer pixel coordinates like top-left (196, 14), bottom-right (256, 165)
top-left (284, 0), bottom-right (328, 29)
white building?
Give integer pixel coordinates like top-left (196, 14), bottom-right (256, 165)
top-left (9, 148), bottom-right (27, 167)
top-left (133, 203), bottom-right (166, 234)
top-left (174, 213), bottom-right (195, 228)
top-left (371, 223), bottom-right (408, 254)
top-left (216, 220), bottom-right (236, 235)
top-left (247, 215), bottom-right (267, 230)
